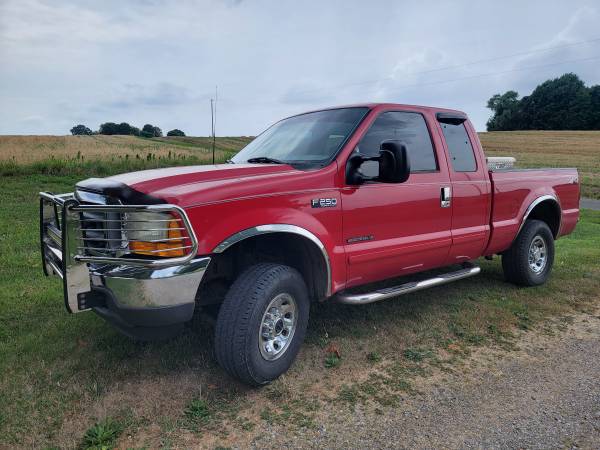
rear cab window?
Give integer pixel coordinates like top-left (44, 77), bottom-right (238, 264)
top-left (440, 122), bottom-right (477, 172)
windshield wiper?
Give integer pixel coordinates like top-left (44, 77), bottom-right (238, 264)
top-left (247, 156), bottom-right (286, 164)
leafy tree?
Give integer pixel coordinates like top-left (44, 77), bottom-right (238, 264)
top-left (142, 124), bottom-right (163, 137)
top-left (486, 73), bottom-right (599, 131)
top-left (522, 73), bottom-right (590, 130)
top-left (589, 85), bottom-right (600, 130)
top-left (70, 124), bottom-right (92, 135)
top-left (99, 122), bottom-right (139, 135)
top-left (117, 122), bottom-right (138, 135)
top-left (486, 91), bottom-right (520, 131)
top-left (99, 122), bottom-right (118, 135)
top-left (167, 129), bottom-right (186, 137)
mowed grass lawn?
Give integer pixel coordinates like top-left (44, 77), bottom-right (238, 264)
top-left (1, 182), bottom-right (599, 447)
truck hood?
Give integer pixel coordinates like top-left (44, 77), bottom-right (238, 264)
top-left (104, 163), bottom-right (315, 207)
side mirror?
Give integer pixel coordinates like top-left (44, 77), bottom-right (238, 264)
top-left (378, 141), bottom-right (410, 183)
top-left (346, 141), bottom-right (410, 185)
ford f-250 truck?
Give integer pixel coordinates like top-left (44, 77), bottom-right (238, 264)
top-left (40, 104), bottom-right (580, 385)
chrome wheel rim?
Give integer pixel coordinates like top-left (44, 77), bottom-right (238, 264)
top-left (528, 235), bottom-right (547, 274)
top-left (258, 293), bottom-right (297, 361)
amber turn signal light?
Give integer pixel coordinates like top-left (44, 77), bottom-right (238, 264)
top-left (129, 218), bottom-right (187, 257)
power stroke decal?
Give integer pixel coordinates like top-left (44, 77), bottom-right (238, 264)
top-left (347, 235), bottom-right (374, 243)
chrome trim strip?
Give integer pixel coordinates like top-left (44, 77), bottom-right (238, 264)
top-left (516, 194), bottom-right (561, 238)
top-left (336, 263), bottom-right (481, 305)
top-left (213, 224), bottom-right (332, 297)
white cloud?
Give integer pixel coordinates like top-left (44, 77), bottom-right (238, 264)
top-left (1, 0), bottom-right (599, 135)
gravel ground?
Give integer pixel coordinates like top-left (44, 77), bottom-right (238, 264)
top-left (250, 309), bottom-right (600, 449)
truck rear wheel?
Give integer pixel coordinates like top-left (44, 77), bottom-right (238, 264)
top-left (214, 263), bottom-right (309, 386)
top-left (502, 219), bottom-right (555, 286)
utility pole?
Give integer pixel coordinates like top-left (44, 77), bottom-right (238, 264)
top-left (210, 98), bottom-right (215, 164)
top-left (210, 85), bottom-right (218, 164)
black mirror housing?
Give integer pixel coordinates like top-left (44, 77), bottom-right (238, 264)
top-left (346, 154), bottom-right (367, 185)
top-left (378, 141), bottom-right (410, 183)
top-left (345, 141), bottom-right (410, 185)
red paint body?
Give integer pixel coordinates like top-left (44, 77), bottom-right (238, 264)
top-left (108, 104), bottom-right (580, 295)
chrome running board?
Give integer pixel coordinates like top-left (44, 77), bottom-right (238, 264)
top-left (336, 263), bottom-right (481, 305)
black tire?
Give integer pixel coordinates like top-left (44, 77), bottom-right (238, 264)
top-left (502, 219), bottom-right (555, 286)
top-left (214, 263), bottom-right (310, 386)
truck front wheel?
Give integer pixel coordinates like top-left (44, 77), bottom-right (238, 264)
top-left (502, 219), bottom-right (555, 286)
top-left (214, 263), bottom-right (310, 386)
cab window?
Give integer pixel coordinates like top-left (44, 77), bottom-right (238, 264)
top-left (440, 122), bottom-right (477, 172)
top-left (356, 111), bottom-right (437, 177)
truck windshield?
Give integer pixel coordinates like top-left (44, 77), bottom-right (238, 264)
top-left (231, 107), bottom-right (369, 166)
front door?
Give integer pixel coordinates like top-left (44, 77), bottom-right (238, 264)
top-left (341, 110), bottom-right (453, 288)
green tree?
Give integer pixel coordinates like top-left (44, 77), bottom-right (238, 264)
top-left (142, 124), bottom-right (162, 137)
top-left (486, 90), bottom-right (520, 131)
top-left (486, 73), bottom-right (599, 131)
top-left (521, 73), bottom-right (590, 130)
top-left (167, 129), bottom-right (186, 137)
top-left (99, 122), bottom-right (140, 135)
top-left (70, 124), bottom-right (92, 135)
top-left (99, 122), bottom-right (118, 135)
top-left (589, 85), bottom-right (600, 129)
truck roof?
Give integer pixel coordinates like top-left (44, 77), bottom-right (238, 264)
top-left (295, 102), bottom-right (467, 117)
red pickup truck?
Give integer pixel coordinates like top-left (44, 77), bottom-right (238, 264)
top-left (40, 103), bottom-right (580, 385)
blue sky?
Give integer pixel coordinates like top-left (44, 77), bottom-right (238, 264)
top-left (1, 0), bottom-right (599, 135)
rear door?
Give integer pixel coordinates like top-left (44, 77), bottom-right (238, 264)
top-left (436, 114), bottom-right (491, 264)
top-left (341, 109), bottom-right (453, 287)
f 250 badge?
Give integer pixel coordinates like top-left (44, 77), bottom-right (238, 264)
top-left (311, 198), bottom-right (337, 208)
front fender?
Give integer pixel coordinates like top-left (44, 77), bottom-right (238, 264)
top-left (184, 190), bottom-right (347, 294)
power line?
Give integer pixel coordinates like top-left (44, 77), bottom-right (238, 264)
top-left (215, 54), bottom-right (600, 112)
top-left (410, 36), bottom-right (600, 75)
top-left (267, 37), bottom-right (600, 100)
top-left (386, 55), bottom-right (600, 92)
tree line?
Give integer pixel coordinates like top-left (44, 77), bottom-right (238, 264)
top-left (486, 73), bottom-right (600, 131)
top-left (70, 123), bottom-right (186, 137)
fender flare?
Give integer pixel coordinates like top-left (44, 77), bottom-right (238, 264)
top-left (212, 224), bottom-right (332, 297)
top-left (516, 194), bottom-right (562, 239)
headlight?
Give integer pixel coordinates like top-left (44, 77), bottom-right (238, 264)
top-left (124, 211), bottom-right (188, 257)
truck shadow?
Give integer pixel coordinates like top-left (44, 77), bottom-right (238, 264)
top-left (84, 260), bottom-right (511, 388)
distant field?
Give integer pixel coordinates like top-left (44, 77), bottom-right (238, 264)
top-left (0, 135), bottom-right (252, 163)
top-left (0, 135), bottom-right (252, 178)
top-left (479, 130), bottom-right (600, 199)
top-left (0, 131), bottom-right (598, 198)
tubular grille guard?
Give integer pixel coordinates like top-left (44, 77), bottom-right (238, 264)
top-left (40, 192), bottom-right (199, 269)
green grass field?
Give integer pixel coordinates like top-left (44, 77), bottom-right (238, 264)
top-left (0, 133), bottom-right (599, 448)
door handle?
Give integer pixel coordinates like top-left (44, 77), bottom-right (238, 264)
top-left (441, 186), bottom-right (451, 208)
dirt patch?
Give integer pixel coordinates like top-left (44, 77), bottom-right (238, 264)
top-left (250, 305), bottom-right (600, 449)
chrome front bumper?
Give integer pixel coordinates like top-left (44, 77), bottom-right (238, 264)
top-left (40, 192), bottom-right (210, 337)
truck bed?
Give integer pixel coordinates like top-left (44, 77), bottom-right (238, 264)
top-left (485, 168), bottom-right (580, 255)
